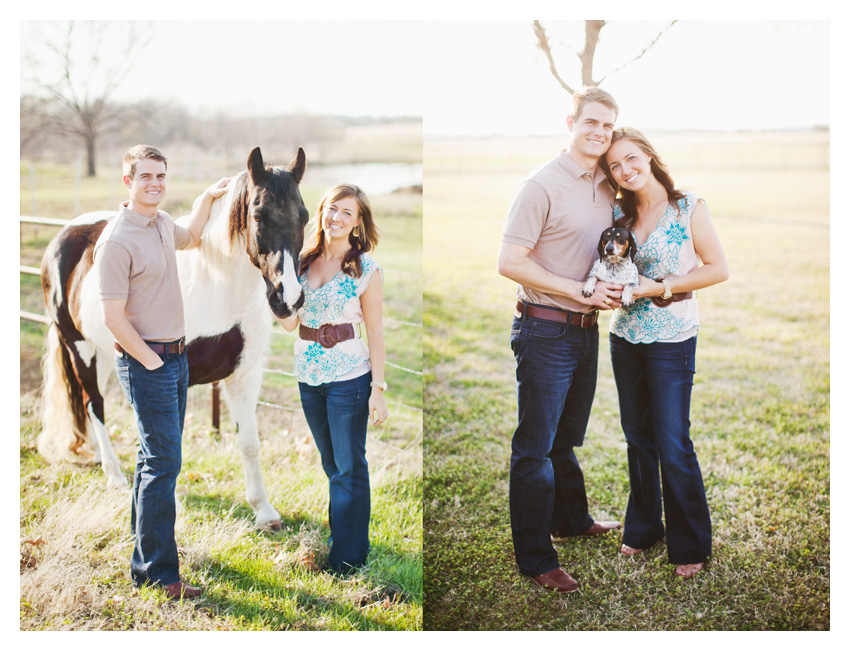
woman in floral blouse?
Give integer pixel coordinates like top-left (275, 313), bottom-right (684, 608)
top-left (277, 183), bottom-right (388, 574)
top-left (601, 127), bottom-right (729, 580)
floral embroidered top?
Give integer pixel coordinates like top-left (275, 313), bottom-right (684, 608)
top-left (609, 190), bottom-right (703, 344)
top-left (294, 253), bottom-right (382, 386)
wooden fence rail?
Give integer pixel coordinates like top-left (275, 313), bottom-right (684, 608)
top-left (20, 215), bottom-right (422, 430)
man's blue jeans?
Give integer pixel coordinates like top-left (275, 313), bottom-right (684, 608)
top-left (609, 333), bottom-right (711, 565)
top-left (299, 372), bottom-right (371, 573)
top-left (115, 346), bottom-right (188, 587)
top-left (509, 312), bottom-right (598, 577)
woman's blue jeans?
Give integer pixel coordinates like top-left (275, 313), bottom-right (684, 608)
top-left (299, 372), bottom-right (371, 573)
top-left (509, 313), bottom-right (598, 577)
top-left (114, 345), bottom-right (188, 587)
top-left (609, 333), bottom-right (711, 565)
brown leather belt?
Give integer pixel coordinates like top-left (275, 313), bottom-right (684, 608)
top-left (650, 292), bottom-right (693, 308)
top-left (299, 323), bottom-right (356, 348)
top-left (515, 301), bottom-right (599, 329)
top-left (114, 337), bottom-right (186, 355)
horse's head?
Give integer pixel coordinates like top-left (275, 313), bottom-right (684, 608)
top-left (230, 147), bottom-right (309, 318)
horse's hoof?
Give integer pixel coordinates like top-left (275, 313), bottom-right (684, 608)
top-left (107, 475), bottom-right (128, 490)
top-left (255, 505), bottom-right (282, 531)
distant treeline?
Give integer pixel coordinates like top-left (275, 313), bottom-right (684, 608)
top-left (21, 93), bottom-right (420, 168)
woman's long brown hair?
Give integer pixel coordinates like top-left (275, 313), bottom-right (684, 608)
top-left (300, 184), bottom-right (379, 278)
top-left (601, 127), bottom-right (686, 230)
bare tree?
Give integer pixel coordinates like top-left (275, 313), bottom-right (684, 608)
top-left (533, 20), bottom-right (677, 94)
top-left (20, 95), bottom-right (54, 152)
top-left (21, 21), bottom-right (152, 176)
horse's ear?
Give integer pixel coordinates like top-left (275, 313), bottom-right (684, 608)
top-left (287, 147), bottom-right (306, 184)
top-left (248, 147), bottom-right (266, 184)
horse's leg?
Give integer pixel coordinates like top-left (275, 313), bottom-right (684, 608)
top-left (224, 366), bottom-right (281, 530)
top-left (87, 348), bottom-right (127, 489)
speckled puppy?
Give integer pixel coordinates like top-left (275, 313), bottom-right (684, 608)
top-left (582, 227), bottom-right (640, 308)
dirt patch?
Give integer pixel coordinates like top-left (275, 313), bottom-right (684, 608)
top-left (21, 344), bottom-right (43, 395)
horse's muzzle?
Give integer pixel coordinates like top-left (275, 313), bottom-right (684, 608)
top-left (267, 282), bottom-right (304, 318)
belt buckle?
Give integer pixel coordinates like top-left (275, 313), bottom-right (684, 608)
top-left (177, 336), bottom-right (186, 354)
top-left (316, 324), bottom-right (339, 348)
top-left (580, 312), bottom-right (593, 328)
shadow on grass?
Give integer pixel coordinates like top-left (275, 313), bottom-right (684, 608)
top-left (182, 492), bottom-right (422, 607)
top-left (196, 550), bottom-right (417, 631)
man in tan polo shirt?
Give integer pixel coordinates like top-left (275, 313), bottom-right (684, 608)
top-left (94, 145), bottom-right (227, 600)
top-left (498, 87), bottom-right (624, 594)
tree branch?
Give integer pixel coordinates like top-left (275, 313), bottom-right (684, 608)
top-left (532, 20), bottom-right (576, 95)
top-left (596, 20), bottom-right (678, 85)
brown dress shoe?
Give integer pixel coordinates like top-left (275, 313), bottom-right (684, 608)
top-left (529, 568), bottom-right (579, 593)
top-left (161, 581), bottom-right (203, 600)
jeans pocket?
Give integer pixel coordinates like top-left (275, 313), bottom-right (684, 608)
top-left (510, 324), bottom-right (521, 354)
top-left (528, 318), bottom-right (566, 340)
top-left (115, 362), bottom-right (133, 405)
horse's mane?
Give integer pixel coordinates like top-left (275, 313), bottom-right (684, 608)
top-left (199, 172), bottom-right (246, 257)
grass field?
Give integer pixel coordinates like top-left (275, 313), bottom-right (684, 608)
top-left (19, 165), bottom-right (423, 630)
top-left (422, 131), bottom-right (830, 631)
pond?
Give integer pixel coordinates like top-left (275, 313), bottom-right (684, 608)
top-left (309, 162), bottom-right (422, 196)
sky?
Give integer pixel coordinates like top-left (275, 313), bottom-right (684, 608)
top-left (421, 20), bottom-right (831, 136)
top-left (20, 20), bottom-right (425, 120)
top-left (20, 19), bottom-right (830, 136)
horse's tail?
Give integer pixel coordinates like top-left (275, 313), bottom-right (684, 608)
top-left (37, 323), bottom-right (88, 461)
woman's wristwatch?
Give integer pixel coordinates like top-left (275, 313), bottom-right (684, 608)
top-left (370, 380), bottom-right (388, 391)
top-left (657, 278), bottom-right (673, 300)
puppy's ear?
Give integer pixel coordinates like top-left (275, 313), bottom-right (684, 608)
top-left (598, 231), bottom-right (607, 258)
top-left (628, 231), bottom-right (637, 262)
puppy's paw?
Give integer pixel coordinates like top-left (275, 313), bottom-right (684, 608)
top-left (581, 290), bottom-right (593, 298)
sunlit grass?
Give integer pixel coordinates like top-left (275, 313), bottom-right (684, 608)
top-left (19, 166), bottom-right (422, 629)
top-left (423, 133), bottom-right (829, 631)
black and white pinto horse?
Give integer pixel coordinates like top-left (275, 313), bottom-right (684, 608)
top-left (38, 147), bottom-right (308, 530)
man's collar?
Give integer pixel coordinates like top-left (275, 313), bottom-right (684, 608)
top-left (557, 149), bottom-right (600, 179)
top-left (119, 201), bottom-right (159, 227)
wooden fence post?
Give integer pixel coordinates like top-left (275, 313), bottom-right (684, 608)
top-left (212, 381), bottom-right (220, 431)
top-left (74, 157), bottom-right (82, 216)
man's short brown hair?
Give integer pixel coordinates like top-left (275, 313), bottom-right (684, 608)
top-left (571, 86), bottom-right (619, 121)
top-left (123, 145), bottom-right (167, 179)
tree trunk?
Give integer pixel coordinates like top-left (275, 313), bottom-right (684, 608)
top-left (85, 133), bottom-right (96, 177)
top-left (580, 20), bottom-right (605, 87)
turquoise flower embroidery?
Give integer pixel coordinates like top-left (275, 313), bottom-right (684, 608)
top-left (338, 276), bottom-right (357, 300)
top-left (610, 193), bottom-right (699, 343)
top-left (293, 254), bottom-right (380, 385)
top-left (665, 221), bottom-right (689, 246)
top-left (305, 342), bottom-right (324, 362)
